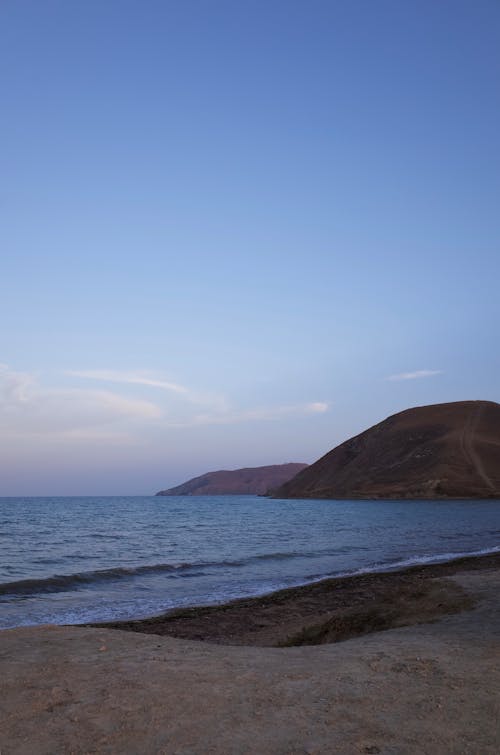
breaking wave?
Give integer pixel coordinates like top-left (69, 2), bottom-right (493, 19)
top-left (0, 550), bottom-right (325, 597)
top-left (2, 544), bottom-right (500, 599)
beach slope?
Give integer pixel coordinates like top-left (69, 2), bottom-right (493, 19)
top-left (1, 556), bottom-right (500, 754)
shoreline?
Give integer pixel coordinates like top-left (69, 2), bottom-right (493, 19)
top-left (2, 550), bottom-right (500, 752)
top-left (91, 549), bottom-right (500, 647)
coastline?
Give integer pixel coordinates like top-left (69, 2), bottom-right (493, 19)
top-left (2, 549), bottom-right (500, 753)
top-left (91, 550), bottom-right (500, 646)
top-left (4, 494), bottom-right (500, 631)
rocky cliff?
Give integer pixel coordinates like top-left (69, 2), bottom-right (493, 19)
top-left (271, 401), bottom-right (500, 500)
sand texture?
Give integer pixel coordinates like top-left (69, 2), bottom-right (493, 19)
top-left (1, 561), bottom-right (500, 754)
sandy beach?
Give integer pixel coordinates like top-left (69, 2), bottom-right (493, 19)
top-left (1, 553), bottom-right (500, 754)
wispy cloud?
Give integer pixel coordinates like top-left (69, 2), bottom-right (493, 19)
top-left (67, 368), bottom-right (229, 412)
top-left (0, 364), bottom-right (330, 447)
top-left (387, 369), bottom-right (443, 382)
top-left (67, 369), bottom-right (189, 395)
top-left (0, 364), bottom-right (162, 442)
top-left (307, 402), bottom-right (330, 413)
top-left (66, 368), bottom-right (329, 427)
top-left (170, 401), bottom-right (330, 427)
top-left (0, 362), bottom-right (35, 402)
top-left (230, 401), bottom-right (329, 423)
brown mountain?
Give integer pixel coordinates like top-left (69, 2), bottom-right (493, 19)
top-left (271, 401), bottom-right (500, 500)
top-left (156, 463), bottom-right (308, 496)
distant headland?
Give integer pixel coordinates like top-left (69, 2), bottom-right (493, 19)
top-left (155, 463), bottom-right (308, 496)
top-left (270, 400), bottom-right (500, 500)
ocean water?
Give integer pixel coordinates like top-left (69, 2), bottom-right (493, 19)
top-left (1, 495), bottom-right (500, 629)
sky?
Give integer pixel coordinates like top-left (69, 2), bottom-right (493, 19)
top-left (1, 0), bottom-right (499, 495)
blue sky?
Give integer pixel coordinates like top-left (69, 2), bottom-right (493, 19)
top-left (1, 0), bottom-right (499, 495)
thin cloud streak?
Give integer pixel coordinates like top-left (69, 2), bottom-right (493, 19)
top-left (387, 370), bottom-right (443, 382)
top-left (1, 364), bottom-right (329, 445)
top-left (0, 364), bottom-right (162, 443)
top-left (65, 369), bottom-right (329, 428)
top-left (67, 369), bottom-right (189, 395)
top-left (67, 368), bottom-right (229, 411)
top-left (168, 401), bottom-right (330, 427)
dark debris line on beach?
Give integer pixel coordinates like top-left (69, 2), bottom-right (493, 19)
top-left (85, 552), bottom-right (500, 647)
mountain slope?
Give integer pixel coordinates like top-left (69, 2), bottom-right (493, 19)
top-left (156, 463), bottom-right (308, 496)
top-left (271, 401), bottom-right (500, 500)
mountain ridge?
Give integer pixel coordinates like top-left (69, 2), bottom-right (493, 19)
top-left (156, 463), bottom-right (308, 496)
top-left (270, 401), bottom-right (500, 500)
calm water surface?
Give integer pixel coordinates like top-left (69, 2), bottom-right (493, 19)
top-left (1, 495), bottom-right (500, 629)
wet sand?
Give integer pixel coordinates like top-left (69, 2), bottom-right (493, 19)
top-left (93, 553), bottom-right (500, 647)
top-left (1, 553), bottom-right (500, 754)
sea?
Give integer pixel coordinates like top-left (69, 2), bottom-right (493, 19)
top-left (1, 495), bottom-right (500, 630)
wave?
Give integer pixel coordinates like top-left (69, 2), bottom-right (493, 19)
top-left (0, 552), bottom-right (302, 597)
top-left (2, 544), bottom-right (499, 600)
top-left (306, 545), bottom-right (500, 583)
top-left (0, 563), bottom-right (191, 596)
